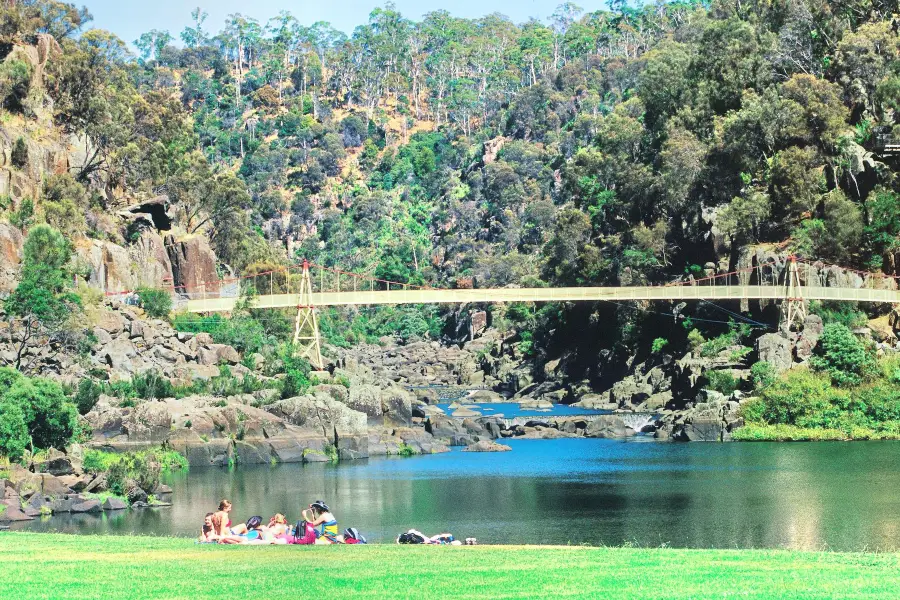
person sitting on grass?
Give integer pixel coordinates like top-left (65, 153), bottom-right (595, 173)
top-left (213, 499), bottom-right (233, 537)
top-left (210, 513), bottom-right (247, 544)
top-left (267, 514), bottom-right (290, 537)
top-left (198, 513), bottom-right (220, 543)
top-left (302, 500), bottom-right (338, 545)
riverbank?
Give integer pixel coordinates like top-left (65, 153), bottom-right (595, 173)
top-left (0, 532), bottom-right (896, 599)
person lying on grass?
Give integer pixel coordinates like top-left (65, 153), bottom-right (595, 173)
top-left (219, 516), bottom-right (271, 544)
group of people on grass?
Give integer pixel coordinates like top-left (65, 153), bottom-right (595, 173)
top-left (199, 499), bottom-right (364, 545)
top-left (199, 498), bottom-right (475, 546)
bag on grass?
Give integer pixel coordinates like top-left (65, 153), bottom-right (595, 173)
top-left (397, 531), bottom-right (427, 544)
top-left (290, 520), bottom-right (317, 545)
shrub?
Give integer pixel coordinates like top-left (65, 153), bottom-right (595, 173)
top-left (0, 367), bottom-right (23, 395)
top-left (132, 370), bottom-right (175, 400)
top-left (750, 361), bottom-right (776, 390)
top-left (397, 443), bottom-right (417, 457)
top-left (706, 370), bottom-right (740, 395)
top-left (0, 401), bottom-right (29, 461)
top-left (3, 378), bottom-right (78, 451)
top-left (277, 344), bottom-right (312, 399)
top-left (73, 378), bottom-right (102, 415)
top-left (10, 137), bottom-right (27, 168)
top-left (9, 198), bottom-right (33, 229)
top-left (136, 288), bottom-right (172, 319)
top-left (651, 338), bottom-right (668, 354)
top-left (809, 323), bottom-right (875, 387)
top-left (687, 329), bottom-right (705, 352)
top-left (86, 448), bottom-right (187, 495)
top-left (755, 368), bottom-right (834, 426)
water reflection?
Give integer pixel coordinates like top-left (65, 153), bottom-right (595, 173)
top-left (14, 439), bottom-right (900, 550)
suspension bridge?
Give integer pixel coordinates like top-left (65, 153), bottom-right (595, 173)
top-left (108, 257), bottom-right (900, 369)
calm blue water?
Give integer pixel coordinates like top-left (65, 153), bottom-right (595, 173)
top-left (14, 438), bottom-right (900, 550)
top-left (435, 402), bottom-right (609, 418)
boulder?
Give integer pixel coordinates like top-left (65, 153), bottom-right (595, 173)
top-left (345, 385), bottom-right (382, 418)
top-left (96, 310), bottom-right (125, 336)
top-left (39, 473), bottom-right (71, 496)
top-left (426, 414), bottom-right (466, 439)
top-left (756, 333), bottom-right (793, 373)
top-left (796, 315), bottom-right (824, 361)
top-left (103, 338), bottom-right (138, 374)
top-left (210, 344), bottom-right (240, 365)
top-left (129, 319), bottom-right (145, 339)
top-left (452, 407), bottom-right (482, 418)
top-left (414, 388), bottom-right (439, 404)
top-left (679, 418), bottom-right (724, 442)
top-left (125, 482), bottom-right (148, 505)
top-left (610, 380), bottom-right (653, 406)
top-left (103, 497), bottom-right (128, 511)
top-left (266, 394), bottom-right (367, 442)
top-left (463, 441), bottom-right (512, 452)
top-left (584, 415), bottom-right (636, 439)
top-left (381, 386), bottom-right (413, 426)
top-left (122, 402), bottom-right (172, 443)
top-left (233, 440), bottom-right (272, 465)
top-left (0, 504), bottom-right (33, 522)
top-left (71, 500), bottom-right (103, 514)
top-left (336, 433), bottom-right (368, 460)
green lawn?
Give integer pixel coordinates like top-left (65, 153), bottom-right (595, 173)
top-left (0, 532), bottom-right (897, 599)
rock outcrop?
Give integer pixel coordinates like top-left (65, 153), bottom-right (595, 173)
top-left (0, 222), bottom-right (22, 292)
top-left (166, 235), bottom-right (220, 299)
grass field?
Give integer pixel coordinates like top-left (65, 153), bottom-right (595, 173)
top-left (0, 532), bottom-right (897, 599)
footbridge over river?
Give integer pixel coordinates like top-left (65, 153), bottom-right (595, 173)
top-left (110, 257), bottom-right (900, 369)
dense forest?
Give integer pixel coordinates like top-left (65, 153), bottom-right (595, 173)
top-left (0, 0), bottom-right (898, 374)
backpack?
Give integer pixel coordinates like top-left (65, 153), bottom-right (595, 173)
top-left (343, 527), bottom-right (367, 544)
top-left (291, 520), bottom-right (317, 545)
top-left (397, 531), bottom-right (427, 544)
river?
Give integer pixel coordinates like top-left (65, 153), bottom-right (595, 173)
top-left (13, 437), bottom-right (900, 550)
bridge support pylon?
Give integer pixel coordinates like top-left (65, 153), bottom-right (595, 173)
top-left (293, 260), bottom-right (324, 370)
top-left (780, 255), bottom-right (807, 332)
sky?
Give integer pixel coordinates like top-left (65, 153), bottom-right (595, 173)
top-left (79, 0), bottom-right (589, 47)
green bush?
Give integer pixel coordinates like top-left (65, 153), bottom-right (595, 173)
top-left (0, 367), bottom-right (23, 395)
top-left (809, 301), bottom-right (867, 328)
top-left (706, 370), bottom-right (740, 395)
top-left (0, 401), bottom-right (29, 461)
top-left (809, 323), bottom-right (875, 387)
top-left (750, 361), bottom-right (776, 390)
top-left (686, 329), bottom-right (705, 352)
top-left (9, 198), bottom-right (33, 229)
top-left (10, 137), bottom-right (28, 168)
top-left (651, 338), bottom-right (668, 354)
top-left (3, 378), bottom-right (78, 451)
top-left (136, 288), bottom-right (172, 319)
top-left (132, 370), bottom-right (175, 400)
top-left (85, 448), bottom-right (188, 495)
top-left (73, 379), bottom-right (102, 415)
top-left (172, 312), bottom-right (280, 355)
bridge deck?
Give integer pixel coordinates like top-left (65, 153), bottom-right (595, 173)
top-left (183, 285), bottom-right (900, 313)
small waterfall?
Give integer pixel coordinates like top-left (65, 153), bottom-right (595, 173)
top-left (498, 414), bottom-right (608, 429)
top-left (621, 413), bottom-right (656, 431)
